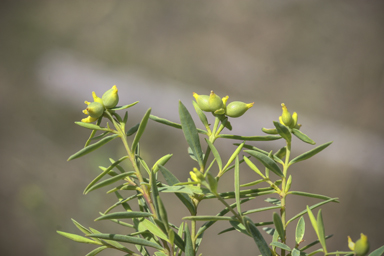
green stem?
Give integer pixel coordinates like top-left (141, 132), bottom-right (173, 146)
top-left (280, 141), bottom-right (291, 256)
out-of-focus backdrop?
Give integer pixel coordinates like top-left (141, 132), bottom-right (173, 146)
top-left (1, 1), bottom-right (384, 255)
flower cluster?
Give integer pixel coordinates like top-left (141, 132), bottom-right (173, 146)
top-left (279, 103), bottom-right (301, 129)
top-left (82, 85), bottom-right (119, 123)
top-left (193, 91), bottom-right (254, 118)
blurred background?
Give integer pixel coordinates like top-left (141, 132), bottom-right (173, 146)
top-left (1, 1), bottom-right (384, 255)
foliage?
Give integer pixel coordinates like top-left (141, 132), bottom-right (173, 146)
top-left (58, 87), bottom-right (383, 256)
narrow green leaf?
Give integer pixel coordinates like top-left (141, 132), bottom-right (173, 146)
top-left (152, 154), bottom-right (173, 173)
top-left (245, 150), bottom-right (284, 178)
top-left (149, 114), bottom-right (207, 134)
top-left (74, 122), bottom-right (110, 131)
top-left (206, 173), bottom-right (218, 194)
top-left (243, 156), bottom-right (264, 178)
top-left (307, 249), bottom-right (324, 256)
top-left (218, 134), bottom-right (282, 141)
top-left (88, 233), bottom-right (163, 250)
top-left (317, 209), bottom-right (327, 253)
top-left (228, 221), bottom-right (249, 236)
top-left (286, 198), bottom-right (339, 225)
top-left (243, 206), bottom-right (280, 216)
top-left (235, 156), bottom-right (241, 214)
top-left (184, 224), bottom-right (194, 256)
top-left (245, 218), bottom-right (272, 256)
top-left (126, 123), bottom-right (140, 136)
top-left (158, 165), bottom-right (196, 215)
top-left (111, 101), bottom-right (139, 111)
top-left (98, 212), bottom-right (134, 228)
top-left (222, 142), bottom-right (244, 175)
top-left (155, 252), bottom-right (168, 256)
top-left (68, 134), bottom-right (118, 161)
top-left (289, 142), bottom-right (332, 165)
top-left (85, 172), bottom-right (134, 194)
top-left (205, 139), bottom-right (222, 171)
top-left (263, 227), bottom-right (275, 236)
top-left (83, 156), bottom-right (129, 194)
top-left (262, 127), bottom-right (278, 134)
top-left (273, 121), bottom-right (291, 143)
top-left (139, 218), bottom-right (169, 242)
top-left (150, 169), bottom-right (160, 219)
top-left (240, 179), bottom-right (265, 187)
top-left (71, 219), bottom-right (92, 236)
top-left (265, 198), bottom-right (281, 206)
top-left (183, 216), bottom-right (234, 221)
top-left (295, 216), bottom-right (305, 245)
top-left (306, 206), bottom-right (318, 235)
top-left (131, 108), bottom-right (151, 152)
top-left (85, 246), bottom-right (108, 256)
top-left (95, 211), bottom-right (152, 221)
top-left (204, 187), bottom-right (274, 199)
top-left (89, 228), bottom-right (133, 254)
top-left (57, 231), bottom-right (101, 245)
top-left (273, 212), bottom-right (285, 242)
top-left (288, 191), bottom-right (334, 201)
top-left (300, 235), bottom-right (333, 251)
top-left (192, 100), bottom-right (210, 130)
top-left (369, 245), bottom-right (384, 256)
top-left (270, 241), bottom-right (291, 251)
top-left (292, 248), bottom-right (301, 256)
top-left (275, 146), bottom-right (287, 160)
top-left (272, 229), bottom-right (279, 250)
top-left (292, 129), bottom-right (316, 145)
top-left (157, 196), bottom-right (169, 231)
top-left (179, 101), bottom-right (204, 169)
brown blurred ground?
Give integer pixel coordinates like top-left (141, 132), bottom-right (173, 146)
top-left (1, 1), bottom-right (384, 255)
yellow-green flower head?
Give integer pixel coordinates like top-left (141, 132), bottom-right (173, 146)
top-left (193, 91), bottom-right (224, 112)
top-left (354, 234), bottom-right (370, 256)
top-left (190, 168), bottom-right (204, 182)
top-left (222, 95), bottom-right (229, 107)
top-left (102, 85), bottom-right (119, 109)
top-left (281, 103), bottom-right (293, 126)
top-left (92, 91), bottom-right (104, 105)
top-left (81, 101), bottom-right (104, 123)
top-left (226, 101), bottom-right (254, 118)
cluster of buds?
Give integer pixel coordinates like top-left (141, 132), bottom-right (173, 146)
top-left (82, 85), bottom-right (119, 123)
top-left (193, 91), bottom-right (254, 118)
top-left (348, 234), bottom-right (370, 256)
top-left (279, 103), bottom-right (301, 129)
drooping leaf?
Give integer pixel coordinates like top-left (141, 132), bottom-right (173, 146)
top-left (295, 216), bottom-right (305, 245)
top-left (85, 172), bottom-right (134, 194)
top-left (273, 212), bottom-right (285, 243)
top-left (57, 231), bottom-right (101, 245)
top-left (273, 121), bottom-right (291, 143)
top-left (110, 101), bottom-right (139, 111)
top-left (270, 241), bottom-right (291, 251)
top-left (131, 108), bottom-right (151, 152)
top-left (289, 142), bottom-right (332, 166)
top-left (245, 217), bottom-right (272, 256)
top-left (245, 150), bottom-right (284, 178)
top-left (88, 233), bottom-right (163, 250)
top-left (179, 101), bottom-right (204, 169)
top-left (149, 115), bottom-right (207, 134)
top-left (158, 165), bottom-right (196, 215)
top-left (217, 134), bottom-right (281, 141)
top-left (292, 129), bottom-right (315, 145)
top-left (95, 211), bottom-right (152, 221)
top-left (68, 134), bottom-right (119, 161)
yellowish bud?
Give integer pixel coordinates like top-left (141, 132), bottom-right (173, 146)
top-left (281, 103), bottom-right (293, 126)
top-left (193, 91), bottom-right (224, 112)
top-left (85, 102), bottom-right (104, 118)
top-left (81, 116), bottom-right (98, 123)
top-left (348, 236), bottom-right (355, 251)
top-left (102, 85), bottom-right (119, 109)
top-left (355, 233), bottom-right (369, 256)
top-left (222, 96), bottom-right (229, 107)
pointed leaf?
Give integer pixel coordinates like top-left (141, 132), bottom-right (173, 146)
top-left (85, 246), bottom-right (108, 256)
top-left (273, 212), bottom-right (285, 242)
top-left (88, 233), bottom-right (163, 250)
top-left (158, 165), bottom-right (196, 215)
top-left (126, 123), bottom-right (140, 136)
top-left (205, 139), bottom-right (222, 171)
top-left (273, 121), bottom-right (291, 143)
top-left (300, 235), bottom-right (333, 251)
top-left (306, 206), bottom-right (318, 235)
top-left (152, 154), bottom-right (173, 173)
top-left (71, 219), bottom-right (92, 236)
top-left (179, 101), bottom-right (204, 169)
top-left (235, 156), bottom-right (241, 214)
top-left (222, 142), bottom-right (244, 175)
top-left (150, 114), bottom-right (207, 134)
top-left (140, 218), bottom-right (169, 242)
top-left (245, 218), bottom-right (272, 256)
top-left (369, 246), bottom-right (384, 256)
top-left (243, 157), bottom-right (264, 178)
top-left (57, 231), bottom-right (101, 245)
top-left (243, 205), bottom-right (281, 215)
top-left (289, 142), bottom-right (332, 165)
top-left (288, 191), bottom-right (334, 200)
top-left (110, 101), bottom-right (139, 111)
top-left (192, 100), bottom-right (210, 130)
top-left (292, 129), bottom-right (315, 145)
top-left (317, 209), bottom-right (327, 253)
top-left (270, 241), bottom-right (291, 251)
top-left (292, 248), bottom-right (301, 256)
top-left (218, 134), bottom-right (281, 141)
top-left (131, 108), bottom-right (151, 152)
top-left (74, 122), bottom-right (110, 131)
top-left (295, 216), bottom-right (305, 244)
top-left (85, 172), bottom-right (134, 194)
top-left (184, 224), bottom-right (194, 256)
top-left (245, 150), bottom-right (284, 178)
top-left (68, 134), bottom-right (118, 161)
top-left (95, 211), bottom-right (152, 221)
top-left (206, 173), bottom-right (218, 194)
top-left (183, 216), bottom-right (234, 221)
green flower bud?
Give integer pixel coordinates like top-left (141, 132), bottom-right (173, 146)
top-left (348, 236), bottom-right (355, 251)
top-left (225, 101), bottom-right (254, 118)
top-left (291, 112), bottom-right (298, 128)
top-left (85, 102), bottom-right (104, 118)
top-left (281, 103), bottom-right (293, 126)
top-left (102, 85), bottom-right (119, 109)
top-left (190, 168), bottom-right (204, 182)
top-left (355, 234), bottom-right (370, 256)
top-left (193, 91), bottom-right (224, 112)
